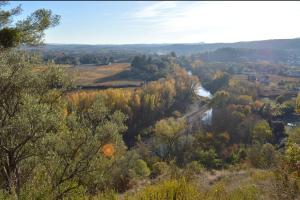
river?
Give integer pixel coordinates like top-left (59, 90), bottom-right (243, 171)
top-left (189, 71), bottom-right (213, 125)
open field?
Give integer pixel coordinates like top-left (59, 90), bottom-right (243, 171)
top-left (233, 74), bottom-right (299, 84)
top-left (233, 74), bottom-right (300, 97)
top-left (66, 63), bottom-right (143, 88)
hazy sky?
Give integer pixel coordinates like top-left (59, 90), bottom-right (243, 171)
top-left (8, 1), bottom-right (300, 44)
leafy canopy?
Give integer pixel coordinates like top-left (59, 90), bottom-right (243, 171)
top-left (0, 1), bottom-right (60, 49)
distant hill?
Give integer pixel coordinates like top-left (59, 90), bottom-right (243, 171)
top-left (24, 38), bottom-right (300, 66)
top-left (26, 38), bottom-right (300, 56)
top-left (194, 48), bottom-right (289, 63)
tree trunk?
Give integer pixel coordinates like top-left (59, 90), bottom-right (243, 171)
top-left (2, 152), bottom-right (20, 199)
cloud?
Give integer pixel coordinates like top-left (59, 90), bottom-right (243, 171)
top-left (127, 1), bottom-right (300, 43)
top-left (133, 1), bottom-right (178, 19)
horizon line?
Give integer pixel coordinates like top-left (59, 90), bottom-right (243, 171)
top-left (43, 37), bottom-right (300, 46)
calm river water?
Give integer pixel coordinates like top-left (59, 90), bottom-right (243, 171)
top-left (189, 71), bottom-right (213, 125)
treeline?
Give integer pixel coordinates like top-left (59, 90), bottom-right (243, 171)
top-left (130, 53), bottom-right (177, 81)
top-left (51, 54), bottom-right (114, 65)
top-left (96, 53), bottom-right (180, 83)
top-left (29, 45), bottom-right (300, 66)
top-left (68, 63), bottom-right (197, 147)
top-left (43, 52), bottom-right (124, 65)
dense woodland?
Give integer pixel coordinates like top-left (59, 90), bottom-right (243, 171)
top-left (0, 2), bottom-right (299, 200)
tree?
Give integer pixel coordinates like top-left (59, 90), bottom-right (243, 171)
top-left (281, 100), bottom-right (295, 116)
top-left (131, 55), bottom-right (175, 81)
top-left (296, 93), bottom-right (300, 114)
top-left (204, 71), bottom-right (230, 94)
top-left (154, 118), bottom-right (186, 161)
top-left (260, 143), bottom-right (277, 169)
top-left (288, 128), bottom-right (300, 144)
top-left (0, 51), bottom-right (70, 196)
top-left (0, 3), bottom-right (62, 196)
top-left (39, 96), bottom-right (128, 198)
top-left (193, 147), bottom-right (220, 168)
top-left (285, 143), bottom-right (300, 175)
top-left (236, 95), bottom-right (253, 105)
top-left (0, 59), bottom-right (128, 198)
top-left (0, 1), bottom-right (60, 49)
top-left (252, 120), bottom-right (273, 144)
top-left (209, 90), bottom-right (230, 108)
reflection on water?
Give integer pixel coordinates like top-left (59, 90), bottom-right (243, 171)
top-left (188, 70), bottom-right (213, 125)
top-left (202, 109), bottom-right (213, 125)
top-left (196, 85), bottom-right (213, 125)
top-left (196, 85), bottom-right (212, 99)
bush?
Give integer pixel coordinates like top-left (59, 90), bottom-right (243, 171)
top-left (247, 143), bottom-right (277, 169)
top-left (184, 161), bottom-right (204, 179)
top-left (260, 143), bottom-right (278, 168)
top-left (134, 159), bottom-right (151, 177)
top-left (194, 148), bottom-right (221, 168)
top-left (271, 168), bottom-right (299, 200)
top-left (151, 162), bottom-right (170, 178)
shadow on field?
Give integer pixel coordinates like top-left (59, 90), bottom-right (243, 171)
top-left (95, 69), bottom-right (143, 83)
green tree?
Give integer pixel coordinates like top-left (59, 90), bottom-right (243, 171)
top-left (204, 71), bottom-right (230, 94)
top-left (288, 128), bottom-right (300, 144)
top-left (194, 147), bottom-right (220, 168)
top-left (252, 120), bottom-right (272, 144)
top-left (0, 1), bottom-right (60, 49)
top-left (0, 51), bottom-right (70, 196)
top-left (39, 96), bottom-right (127, 198)
top-left (296, 93), bottom-right (300, 114)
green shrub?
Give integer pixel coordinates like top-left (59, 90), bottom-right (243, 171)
top-left (151, 162), bottom-right (170, 178)
top-left (194, 148), bottom-right (221, 168)
top-left (247, 143), bottom-right (277, 169)
top-left (184, 161), bottom-right (204, 179)
top-left (134, 159), bottom-right (151, 177)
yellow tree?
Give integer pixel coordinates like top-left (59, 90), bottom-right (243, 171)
top-left (296, 93), bottom-right (300, 114)
top-left (154, 117), bottom-right (187, 161)
top-left (252, 120), bottom-right (273, 144)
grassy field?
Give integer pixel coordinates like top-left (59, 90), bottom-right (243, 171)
top-left (66, 63), bottom-right (143, 87)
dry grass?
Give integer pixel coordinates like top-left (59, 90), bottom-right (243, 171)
top-left (66, 63), bottom-right (142, 87)
top-left (93, 166), bottom-right (299, 200)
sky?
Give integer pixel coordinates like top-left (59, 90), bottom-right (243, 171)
top-left (7, 1), bottom-right (300, 45)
